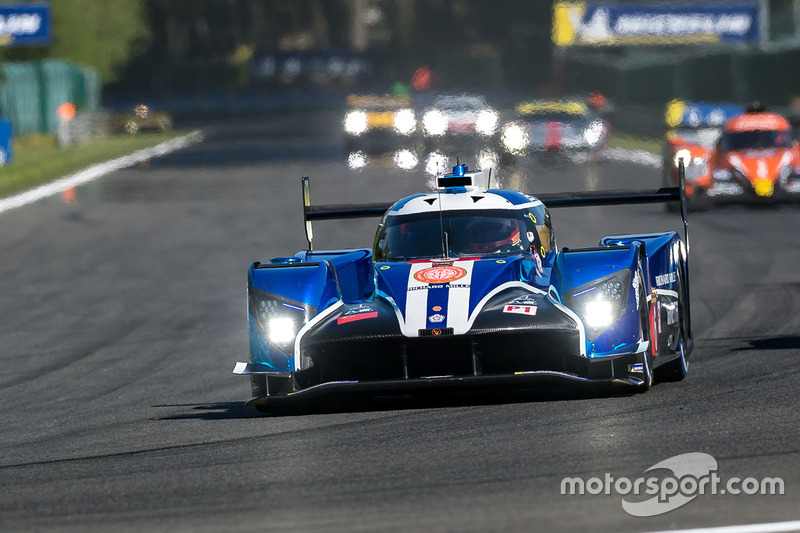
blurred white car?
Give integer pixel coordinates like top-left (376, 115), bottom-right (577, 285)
top-left (420, 94), bottom-right (499, 140)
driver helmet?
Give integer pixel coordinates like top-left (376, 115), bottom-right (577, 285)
top-left (466, 218), bottom-right (521, 254)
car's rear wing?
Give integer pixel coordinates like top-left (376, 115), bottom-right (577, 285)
top-left (302, 164), bottom-right (689, 254)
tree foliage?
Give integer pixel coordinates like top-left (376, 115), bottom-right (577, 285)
top-left (1, 0), bottom-right (150, 83)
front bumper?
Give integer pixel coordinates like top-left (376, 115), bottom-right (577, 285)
top-left (234, 349), bottom-right (647, 406)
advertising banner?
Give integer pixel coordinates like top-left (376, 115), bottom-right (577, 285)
top-left (553, 2), bottom-right (760, 47)
top-left (0, 3), bottom-right (51, 47)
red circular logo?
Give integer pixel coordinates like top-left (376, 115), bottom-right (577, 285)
top-left (414, 266), bottom-right (467, 284)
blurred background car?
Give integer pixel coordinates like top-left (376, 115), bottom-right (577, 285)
top-left (499, 99), bottom-right (609, 160)
top-left (662, 99), bottom-right (743, 202)
top-left (420, 93), bottom-right (499, 150)
top-left (113, 104), bottom-right (173, 135)
top-left (342, 93), bottom-right (418, 152)
top-left (707, 103), bottom-right (800, 202)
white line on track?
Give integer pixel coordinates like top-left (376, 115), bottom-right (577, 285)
top-left (0, 129), bottom-right (204, 215)
top-left (601, 147), bottom-right (661, 168)
top-left (645, 520), bottom-right (800, 533)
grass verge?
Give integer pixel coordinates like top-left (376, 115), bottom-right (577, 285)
top-left (607, 132), bottom-right (662, 154)
top-left (0, 131), bottom-right (186, 199)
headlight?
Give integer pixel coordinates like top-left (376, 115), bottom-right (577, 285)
top-left (475, 110), bottom-right (499, 136)
top-left (565, 270), bottom-right (631, 340)
top-left (673, 149), bottom-right (691, 168)
top-left (344, 110), bottom-right (368, 135)
top-left (423, 109), bottom-right (447, 136)
top-left (477, 148), bottom-right (499, 171)
top-left (501, 124), bottom-right (528, 153)
top-left (251, 290), bottom-right (309, 354)
top-left (347, 150), bottom-right (368, 169)
top-left (583, 120), bottom-right (605, 145)
top-left (394, 148), bottom-right (418, 170)
top-left (393, 108), bottom-right (416, 135)
top-left (425, 150), bottom-right (449, 176)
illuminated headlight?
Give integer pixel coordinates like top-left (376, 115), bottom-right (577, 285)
top-left (347, 150), bottom-right (368, 169)
top-left (423, 109), bottom-right (447, 136)
top-left (477, 148), bottom-right (499, 171)
top-left (565, 270), bottom-right (630, 340)
top-left (394, 148), bottom-right (418, 170)
top-left (251, 291), bottom-right (309, 353)
top-left (425, 151), bottom-right (449, 176)
top-left (475, 110), bottom-right (499, 136)
top-left (673, 149), bottom-right (691, 168)
top-left (501, 124), bottom-right (528, 153)
top-left (344, 110), bottom-right (368, 135)
top-left (268, 316), bottom-right (297, 345)
top-left (393, 108), bottom-right (416, 135)
top-left (583, 120), bottom-right (605, 145)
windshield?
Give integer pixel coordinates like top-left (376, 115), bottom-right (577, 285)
top-left (523, 111), bottom-right (591, 124)
top-left (374, 208), bottom-right (550, 261)
top-left (722, 129), bottom-right (792, 150)
top-left (668, 127), bottom-right (720, 147)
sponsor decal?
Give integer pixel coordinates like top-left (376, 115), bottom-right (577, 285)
top-left (337, 311), bottom-right (378, 325)
top-left (428, 313), bottom-right (445, 323)
top-left (503, 304), bottom-right (538, 316)
top-left (496, 259), bottom-right (506, 264)
top-left (533, 250), bottom-right (543, 273)
top-left (408, 283), bottom-right (470, 292)
top-left (414, 265), bottom-right (468, 284)
top-left (344, 304), bottom-right (375, 315)
top-left (380, 265), bottom-right (391, 270)
top-left (432, 306), bottom-right (442, 312)
top-left (432, 260), bottom-right (454, 267)
top-left (655, 272), bottom-right (676, 286)
top-left (511, 294), bottom-right (539, 304)
top-left (431, 328), bottom-right (443, 336)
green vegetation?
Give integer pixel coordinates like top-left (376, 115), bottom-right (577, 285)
top-left (0, 132), bottom-right (184, 199)
top-left (607, 132), bottom-right (662, 155)
top-left (0, 0), bottom-right (149, 83)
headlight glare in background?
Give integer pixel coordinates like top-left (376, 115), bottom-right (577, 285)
top-left (475, 109), bottom-right (499, 136)
top-left (423, 109), bottom-right (447, 136)
top-left (344, 110), bottom-right (368, 135)
top-left (501, 124), bottom-right (528, 153)
top-left (393, 108), bottom-right (416, 135)
top-left (673, 149), bottom-right (691, 168)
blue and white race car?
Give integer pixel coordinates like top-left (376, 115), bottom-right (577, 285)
top-left (234, 165), bottom-right (692, 409)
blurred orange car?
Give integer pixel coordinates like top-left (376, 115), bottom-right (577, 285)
top-left (707, 104), bottom-right (800, 201)
top-left (662, 100), bottom-right (743, 202)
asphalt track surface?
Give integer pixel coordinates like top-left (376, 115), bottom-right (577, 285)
top-left (1, 112), bottom-right (799, 532)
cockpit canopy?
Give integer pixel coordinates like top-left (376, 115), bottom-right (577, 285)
top-left (373, 207), bottom-right (554, 261)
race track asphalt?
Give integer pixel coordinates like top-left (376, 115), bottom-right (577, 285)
top-left (0, 112), bottom-right (798, 532)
